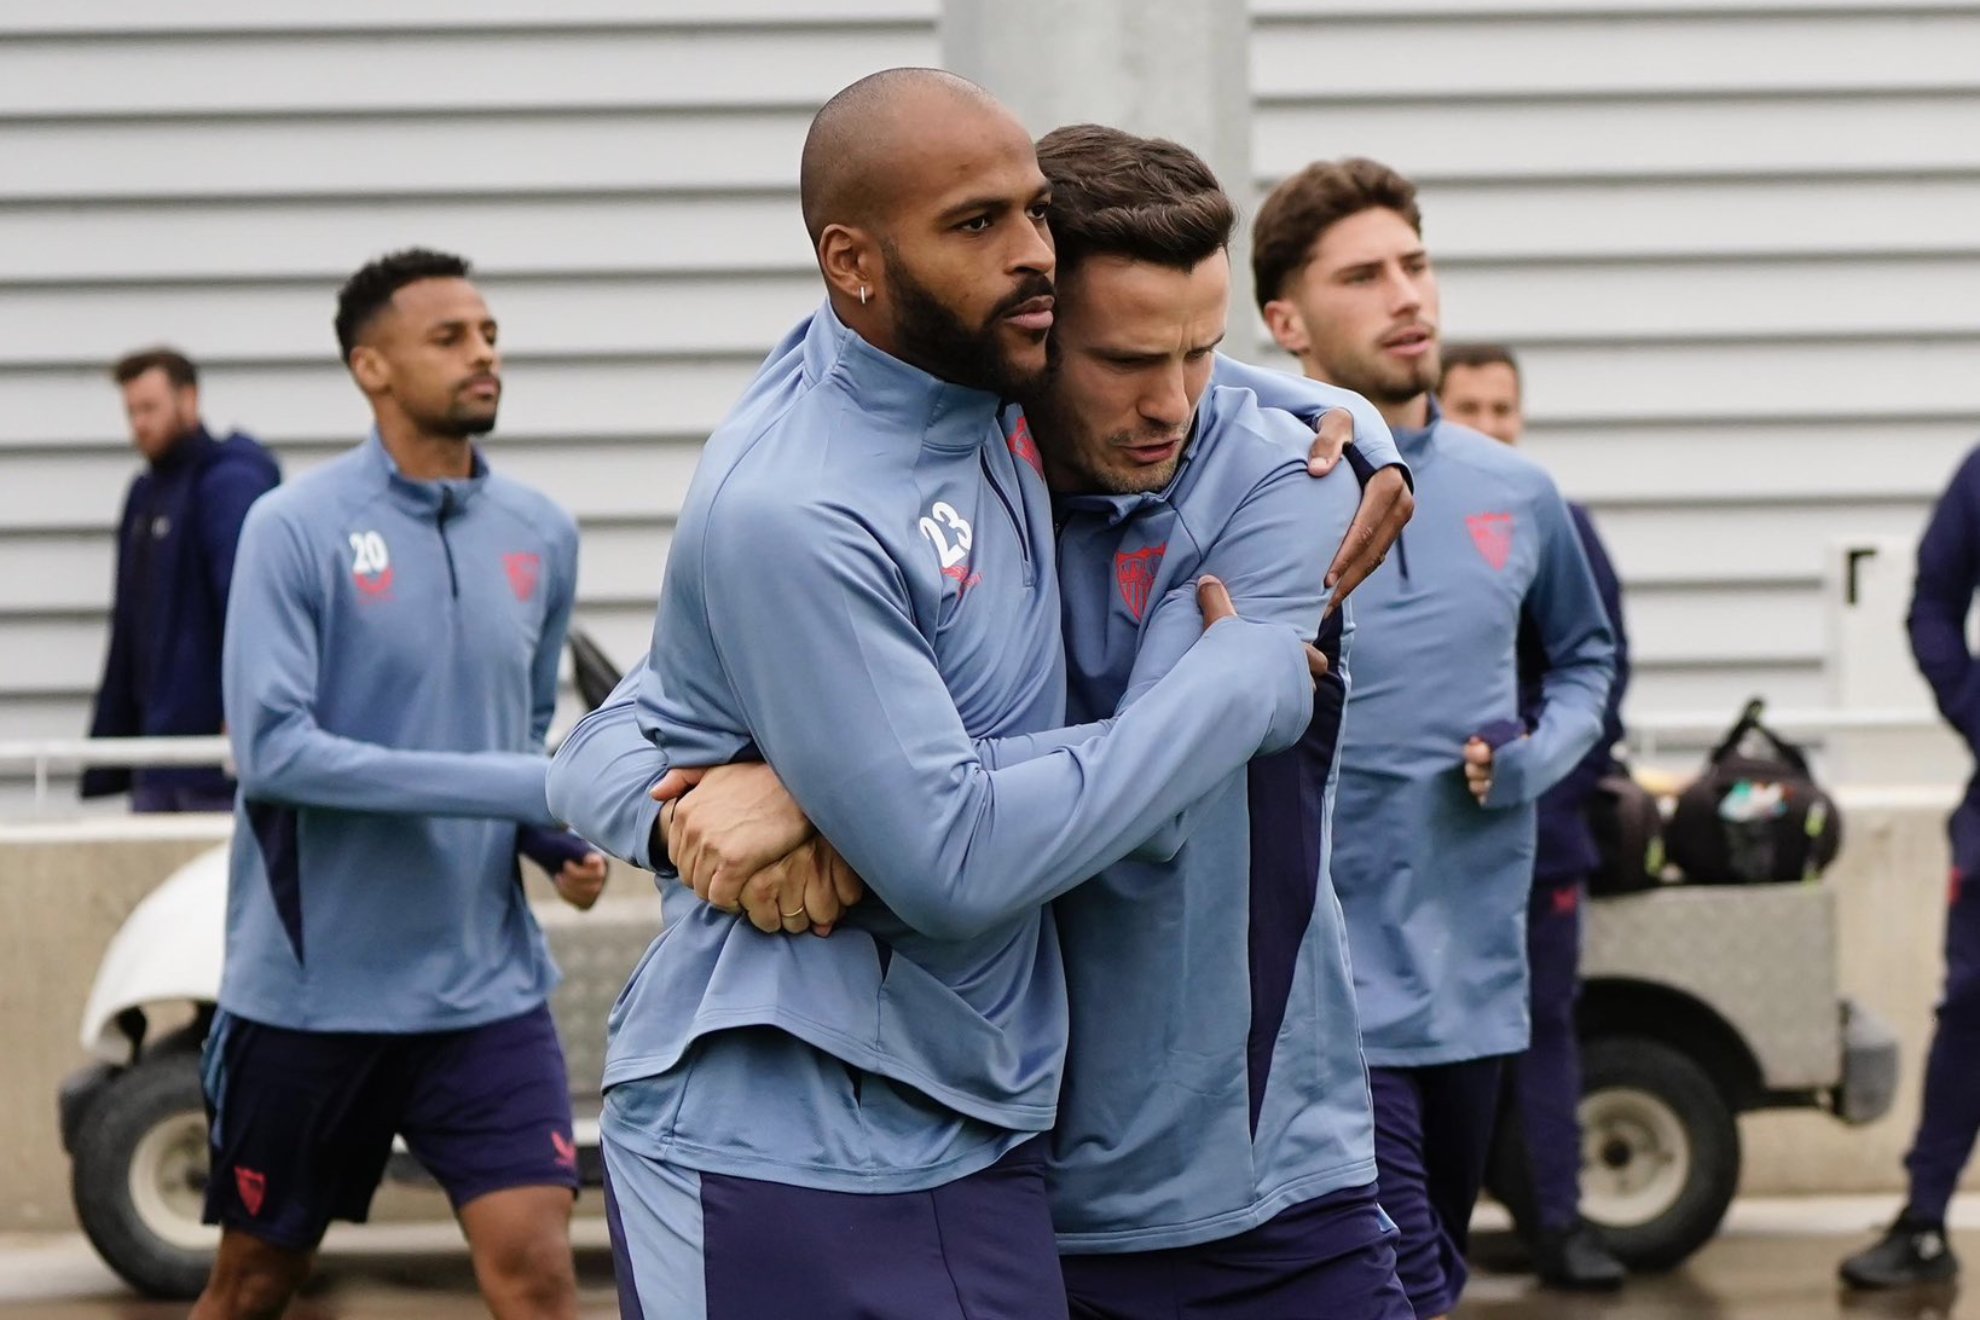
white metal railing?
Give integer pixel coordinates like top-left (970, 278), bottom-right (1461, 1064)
top-left (0, 709), bottom-right (1952, 815)
top-left (0, 736), bottom-right (231, 814)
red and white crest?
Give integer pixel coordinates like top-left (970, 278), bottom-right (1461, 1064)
top-left (1008, 416), bottom-right (1044, 475)
top-left (1115, 545), bottom-right (1167, 621)
top-left (1466, 513), bottom-right (1515, 572)
top-left (504, 552), bottom-right (541, 602)
top-left (235, 1167), bottom-right (267, 1216)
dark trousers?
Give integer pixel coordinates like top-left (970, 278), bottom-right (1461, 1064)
top-left (132, 777), bottom-right (235, 813)
top-left (1370, 1057), bottom-right (1507, 1318)
top-left (1501, 874), bottom-right (1587, 1235)
top-left (1905, 804), bottom-right (1980, 1222)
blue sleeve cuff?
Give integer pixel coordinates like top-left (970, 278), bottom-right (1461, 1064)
top-left (631, 791), bottom-right (666, 872)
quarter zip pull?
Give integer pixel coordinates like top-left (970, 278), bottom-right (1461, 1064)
top-left (436, 489), bottom-right (460, 598)
top-left (981, 449), bottom-right (1032, 580)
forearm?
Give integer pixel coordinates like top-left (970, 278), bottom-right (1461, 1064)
top-left (237, 721), bottom-right (556, 825)
top-left (546, 689), bottom-right (668, 868)
top-left (769, 620), bottom-right (1310, 939)
top-left (973, 719), bottom-right (1198, 861)
top-left (1485, 657), bottom-right (1613, 807)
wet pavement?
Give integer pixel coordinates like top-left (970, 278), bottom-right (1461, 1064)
top-left (3, 1201), bottom-right (1978, 1319)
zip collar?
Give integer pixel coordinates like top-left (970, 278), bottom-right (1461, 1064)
top-left (1390, 395), bottom-right (1443, 466)
top-left (361, 430), bottom-right (490, 518)
top-left (804, 302), bottom-right (1005, 458)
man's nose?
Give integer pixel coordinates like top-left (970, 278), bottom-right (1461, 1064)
top-left (1142, 366), bottom-right (1191, 428)
top-left (1010, 219), bottom-right (1054, 279)
top-left (1388, 268), bottom-right (1423, 317)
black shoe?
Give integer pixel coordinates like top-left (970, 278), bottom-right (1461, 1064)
top-left (1840, 1216), bottom-right (1960, 1289)
top-left (1534, 1220), bottom-right (1627, 1291)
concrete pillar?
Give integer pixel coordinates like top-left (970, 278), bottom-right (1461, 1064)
top-left (941, 0), bottom-right (1261, 353)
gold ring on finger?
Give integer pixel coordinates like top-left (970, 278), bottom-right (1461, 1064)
top-left (780, 904), bottom-right (807, 919)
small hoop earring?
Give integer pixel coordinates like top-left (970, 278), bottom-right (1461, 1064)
top-left (859, 286), bottom-right (869, 307)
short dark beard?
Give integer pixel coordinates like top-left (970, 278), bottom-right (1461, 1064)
top-left (438, 405), bottom-right (498, 438)
top-left (1027, 346), bottom-right (1186, 496)
top-left (881, 240), bottom-right (1051, 399)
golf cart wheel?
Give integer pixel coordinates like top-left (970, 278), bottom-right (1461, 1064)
top-left (70, 1048), bottom-right (216, 1300)
top-left (1578, 1036), bottom-right (1739, 1270)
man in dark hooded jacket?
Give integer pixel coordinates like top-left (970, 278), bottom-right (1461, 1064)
top-left (84, 348), bottom-right (280, 812)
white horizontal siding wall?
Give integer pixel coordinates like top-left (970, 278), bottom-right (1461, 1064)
top-left (0, 2), bottom-right (941, 809)
top-left (2, 0), bottom-right (1973, 810)
top-left (1253, 0), bottom-right (1980, 718)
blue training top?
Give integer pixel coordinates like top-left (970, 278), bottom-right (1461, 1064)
top-left (220, 434), bottom-right (576, 1033)
top-left (1030, 383), bottom-right (1379, 1253)
top-left (1329, 400), bottom-right (1615, 1066)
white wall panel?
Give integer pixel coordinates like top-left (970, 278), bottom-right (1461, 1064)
top-left (1590, 503), bottom-right (1931, 586)
top-left (1521, 422), bottom-right (1978, 505)
top-left (0, 111), bottom-right (815, 200)
top-left (0, 196), bottom-right (817, 284)
top-left (1390, 176), bottom-right (1980, 262)
top-left (0, 359), bottom-right (768, 449)
top-left (1255, 11), bottom-right (1980, 98)
top-left (1, 274), bottom-right (825, 366)
top-left (0, 1), bottom-right (938, 36)
top-left (0, 28), bottom-right (937, 117)
top-left (1255, 94), bottom-right (1980, 183)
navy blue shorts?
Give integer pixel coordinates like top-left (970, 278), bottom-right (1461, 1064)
top-left (603, 1135), bottom-right (1067, 1320)
top-left (1061, 1181), bottom-right (1413, 1319)
top-left (1369, 1058), bottom-right (1508, 1318)
top-left (201, 1003), bottom-right (578, 1249)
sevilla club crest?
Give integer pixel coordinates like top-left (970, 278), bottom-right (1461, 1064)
top-left (235, 1167), bottom-right (267, 1216)
top-left (1008, 416), bottom-right (1044, 475)
top-left (1466, 513), bottom-right (1514, 572)
top-left (504, 552), bottom-right (541, 602)
top-left (1115, 545), bottom-right (1166, 621)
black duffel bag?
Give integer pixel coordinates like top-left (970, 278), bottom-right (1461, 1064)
top-left (1588, 768), bottom-right (1667, 896)
top-left (1666, 699), bottom-right (1843, 885)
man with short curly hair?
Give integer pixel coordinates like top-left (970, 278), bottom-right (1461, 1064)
top-left (193, 248), bottom-right (602, 1320)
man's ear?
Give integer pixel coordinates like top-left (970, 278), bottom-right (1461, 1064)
top-left (347, 343), bottom-right (389, 395)
top-left (818, 224), bottom-right (881, 306)
top-left (1262, 299), bottom-right (1309, 357)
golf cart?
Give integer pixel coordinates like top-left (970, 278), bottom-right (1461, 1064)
top-left (1493, 879), bottom-right (1900, 1270)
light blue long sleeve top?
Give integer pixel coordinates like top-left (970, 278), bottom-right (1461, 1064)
top-left (220, 434), bottom-right (577, 1033)
top-left (1328, 401), bottom-right (1615, 1065)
